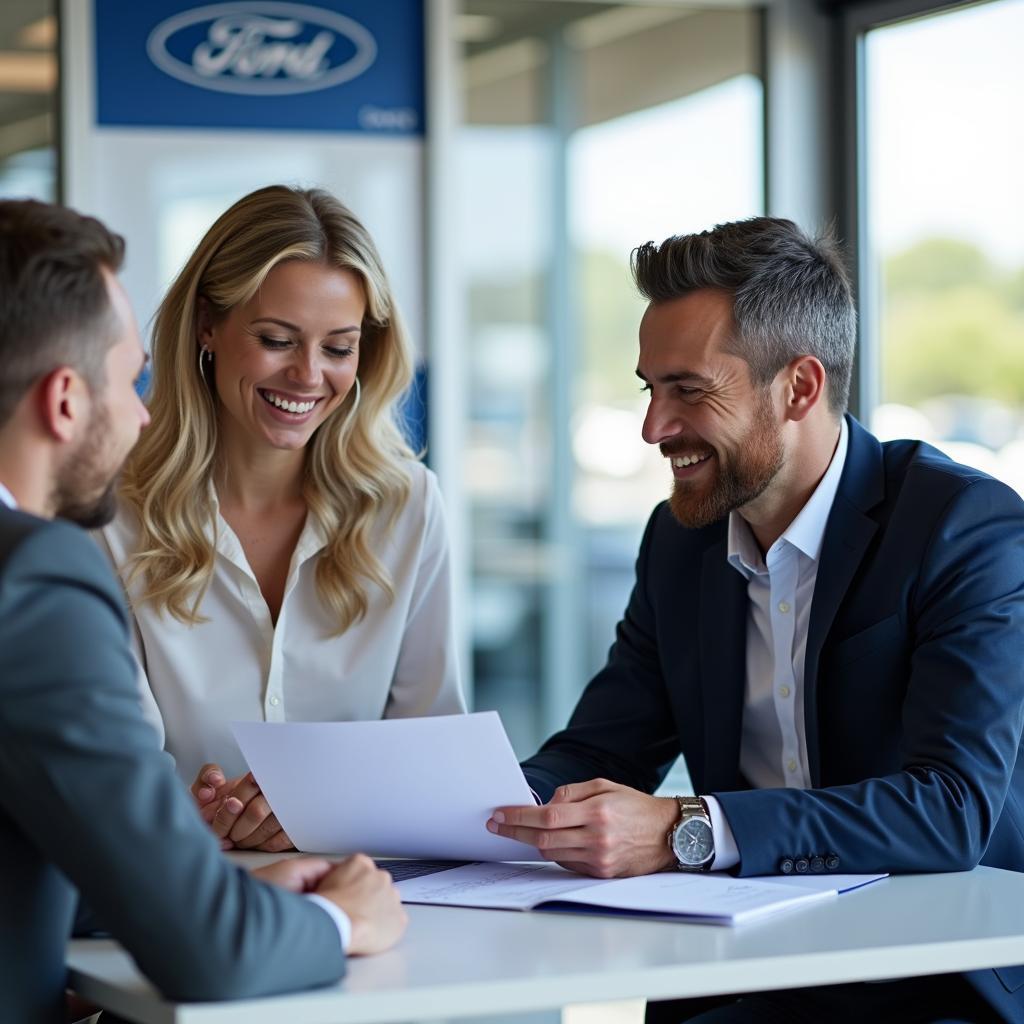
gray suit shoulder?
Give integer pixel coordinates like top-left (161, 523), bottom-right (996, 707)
top-left (1, 508), bottom-right (123, 583)
top-left (0, 509), bottom-right (128, 628)
top-left (0, 508), bottom-right (346, 1006)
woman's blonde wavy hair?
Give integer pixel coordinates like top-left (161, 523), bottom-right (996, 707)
top-left (119, 185), bottom-right (415, 632)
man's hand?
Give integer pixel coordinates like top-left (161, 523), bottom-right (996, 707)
top-left (251, 857), bottom-right (332, 892)
top-left (314, 855), bottom-right (407, 955)
top-left (487, 778), bottom-right (680, 878)
top-left (190, 763), bottom-right (294, 852)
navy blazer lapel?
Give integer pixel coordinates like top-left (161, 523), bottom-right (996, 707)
top-left (699, 537), bottom-right (748, 791)
top-left (803, 416), bottom-right (884, 783)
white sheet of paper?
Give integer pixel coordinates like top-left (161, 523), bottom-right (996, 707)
top-left (552, 872), bottom-right (837, 924)
top-left (750, 873), bottom-right (888, 894)
top-left (395, 862), bottom-right (862, 924)
top-left (397, 862), bottom-right (601, 910)
top-left (231, 712), bottom-right (544, 860)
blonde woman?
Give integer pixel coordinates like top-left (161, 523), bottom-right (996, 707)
top-left (98, 185), bottom-right (464, 851)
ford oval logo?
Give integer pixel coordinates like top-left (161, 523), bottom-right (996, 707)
top-left (146, 2), bottom-right (377, 96)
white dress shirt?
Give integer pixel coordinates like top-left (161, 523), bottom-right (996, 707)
top-left (705, 419), bottom-right (849, 869)
top-left (97, 459), bottom-right (465, 785)
top-left (0, 482), bottom-right (15, 509)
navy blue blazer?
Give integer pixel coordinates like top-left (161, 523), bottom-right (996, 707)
top-left (523, 416), bottom-right (1024, 1019)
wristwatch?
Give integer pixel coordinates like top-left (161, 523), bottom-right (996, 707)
top-left (668, 796), bottom-right (715, 871)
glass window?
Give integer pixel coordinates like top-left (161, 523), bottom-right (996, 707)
top-left (458, 118), bottom-right (553, 752)
top-left (570, 72), bottom-right (763, 687)
top-left (0, 3), bottom-right (56, 200)
top-left (865, 0), bottom-right (1024, 496)
top-left (459, 1), bottom-right (763, 757)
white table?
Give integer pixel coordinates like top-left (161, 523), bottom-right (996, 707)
top-left (67, 866), bottom-right (1024, 1024)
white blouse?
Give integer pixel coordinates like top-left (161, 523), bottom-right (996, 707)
top-left (97, 461), bottom-right (465, 785)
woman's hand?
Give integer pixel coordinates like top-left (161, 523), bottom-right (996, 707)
top-left (190, 762), bottom-right (295, 852)
top-left (191, 763), bottom-right (234, 848)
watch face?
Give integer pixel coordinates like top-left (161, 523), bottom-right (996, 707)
top-left (673, 816), bottom-right (714, 866)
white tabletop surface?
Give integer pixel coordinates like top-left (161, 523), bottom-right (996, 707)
top-left (67, 865), bottom-right (1024, 1024)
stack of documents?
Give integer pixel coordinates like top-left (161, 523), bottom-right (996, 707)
top-left (232, 712), bottom-right (886, 925)
top-left (393, 861), bottom-right (886, 925)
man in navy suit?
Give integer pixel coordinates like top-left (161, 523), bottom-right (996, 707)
top-left (487, 218), bottom-right (1024, 1022)
top-left (0, 199), bottom-right (406, 1023)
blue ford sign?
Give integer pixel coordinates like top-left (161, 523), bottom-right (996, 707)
top-left (146, 3), bottom-right (377, 96)
top-left (95, 0), bottom-right (424, 133)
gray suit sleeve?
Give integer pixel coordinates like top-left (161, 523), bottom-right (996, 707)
top-left (0, 519), bottom-right (346, 1001)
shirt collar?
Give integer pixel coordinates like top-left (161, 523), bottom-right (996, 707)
top-left (208, 485), bottom-right (327, 574)
top-left (0, 481), bottom-right (17, 509)
top-left (727, 512), bottom-right (765, 578)
top-left (727, 417), bottom-right (849, 577)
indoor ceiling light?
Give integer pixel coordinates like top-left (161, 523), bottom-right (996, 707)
top-left (18, 15), bottom-right (57, 50)
top-left (0, 52), bottom-right (57, 93)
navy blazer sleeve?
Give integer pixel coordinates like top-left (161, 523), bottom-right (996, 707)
top-left (523, 471), bottom-right (1024, 877)
top-left (0, 517), bottom-right (346, 1001)
top-left (717, 475), bottom-right (1024, 875)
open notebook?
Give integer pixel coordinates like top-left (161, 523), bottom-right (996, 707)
top-left (392, 861), bottom-right (887, 926)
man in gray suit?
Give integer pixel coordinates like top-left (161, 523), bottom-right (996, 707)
top-left (0, 199), bottom-right (407, 1024)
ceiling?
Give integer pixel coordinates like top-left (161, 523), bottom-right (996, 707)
top-left (460, 0), bottom-right (761, 126)
top-left (0, 1), bottom-right (56, 161)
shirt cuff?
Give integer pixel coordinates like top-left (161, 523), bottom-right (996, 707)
top-left (703, 795), bottom-right (740, 871)
top-left (306, 893), bottom-right (352, 953)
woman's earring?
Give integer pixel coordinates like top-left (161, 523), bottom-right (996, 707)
top-left (198, 345), bottom-right (212, 377)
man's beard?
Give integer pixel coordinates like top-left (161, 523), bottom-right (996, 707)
top-left (668, 390), bottom-right (784, 530)
top-left (52, 404), bottom-right (123, 529)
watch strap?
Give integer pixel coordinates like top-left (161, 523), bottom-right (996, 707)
top-left (675, 796), bottom-right (708, 819)
top-left (668, 795), bottom-right (714, 870)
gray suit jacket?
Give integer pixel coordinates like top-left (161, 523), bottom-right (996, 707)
top-left (0, 507), bottom-right (346, 1023)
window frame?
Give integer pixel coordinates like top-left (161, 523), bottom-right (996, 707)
top-left (838, 0), bottom-right (995, 422)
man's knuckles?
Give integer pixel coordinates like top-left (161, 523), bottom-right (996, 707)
top-left (539, 804), bottom-right (565, 828)
top-left (535, 829), bottom-right (558, 851)
top-left (342, 853), bottom-right (376, 879)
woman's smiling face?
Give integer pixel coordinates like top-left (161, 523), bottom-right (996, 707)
top-left (200, 259), bottom-right (365, 453)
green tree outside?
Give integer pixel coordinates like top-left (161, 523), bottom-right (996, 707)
top-left (882, 238), bottom-right (1024, 412)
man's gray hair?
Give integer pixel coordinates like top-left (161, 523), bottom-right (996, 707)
top-left (631, 217), bottom-right (856, 414)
